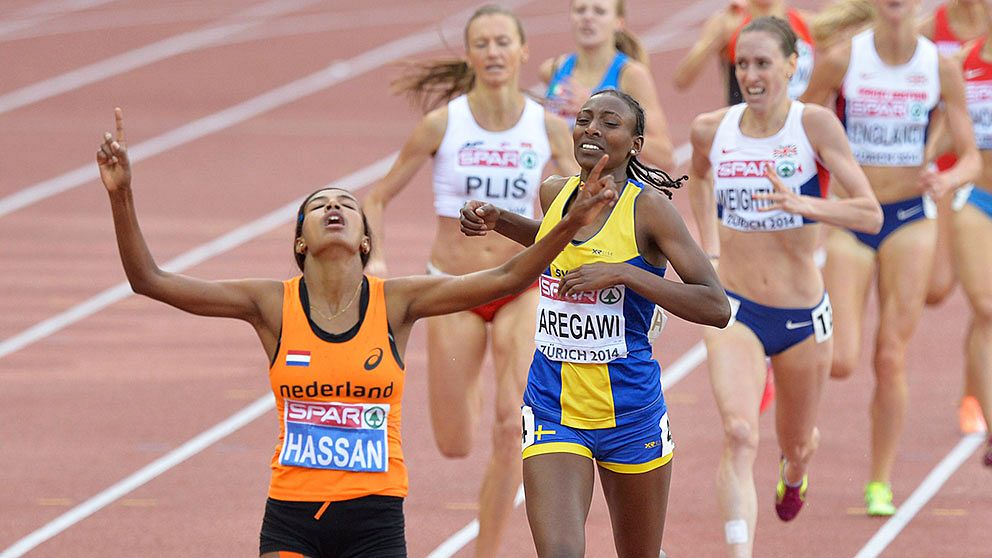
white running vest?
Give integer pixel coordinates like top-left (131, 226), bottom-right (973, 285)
top-left (710, 101), bottom-right (825, 232)
top-left (432, 95), bottom-right (551, 219)
top-left (840, 30), bottom-right (941, 167)
top-left (963, 40), bottom-right (992, 151)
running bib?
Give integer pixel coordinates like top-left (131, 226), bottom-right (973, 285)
top-left (534, 275), bottom-right (627, 363)
top-left (279, 399), bottom-right (390, 473)
top-left (811, 294), bottom-right (833, 343)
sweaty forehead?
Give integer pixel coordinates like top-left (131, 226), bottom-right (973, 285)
top-left (307, 188), bottom-right (358, 205)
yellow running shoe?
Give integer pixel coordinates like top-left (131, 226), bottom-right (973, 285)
top-left (959, 396), bottom-right (988, 434)
top-left (865, 482), bottom-right (896, 517)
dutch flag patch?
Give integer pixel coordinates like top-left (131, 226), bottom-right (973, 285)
top-left (285, 350), bottom-right (311, 367)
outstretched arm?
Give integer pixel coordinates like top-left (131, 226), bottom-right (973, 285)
top-left (458, 175), bottom-right (571, 246)
top-left (687, 110), bottom-right (724, 258)
top-left (392, 156), bottom-right (617, 323)
top-left (97, 109), bottom-right (281, 345)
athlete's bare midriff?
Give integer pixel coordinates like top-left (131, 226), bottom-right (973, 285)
top-left (861, 165), bottom-right (927, 203)
top-left (717, 224), bottom-right (824, 307)
top-left (429, 216), bottom-right (526, 275)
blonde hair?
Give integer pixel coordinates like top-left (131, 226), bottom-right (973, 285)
top-left (613, 0), bottom-right (648, 64)
top-left (391, 4), bottom-right (526, 111)
top-left (809, 0), bottom-right (875, 45)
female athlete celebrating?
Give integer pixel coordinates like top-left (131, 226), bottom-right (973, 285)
top-left (97, 107), bottom-right (614, 558)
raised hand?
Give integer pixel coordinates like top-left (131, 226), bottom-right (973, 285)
top-left (459, 200), bottom-right (500, 237)
top-left (754, 165), bottom-right (812, 215)
top-left (568, 154), bottom-right (617, 226)
top-left (96, 108), bottom-right (131, 193)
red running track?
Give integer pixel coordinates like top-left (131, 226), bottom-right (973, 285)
top-left (0, 1), bottom-right (988, 556)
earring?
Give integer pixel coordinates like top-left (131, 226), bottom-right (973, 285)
top-left (630, 149), bottom-right (636, 155)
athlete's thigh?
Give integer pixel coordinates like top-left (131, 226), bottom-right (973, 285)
top-left (426, 311), bottom-right (488, 421)
top-left (952, 205), bottom-right (992, 306)
top-left (598, 462), bottom-right (672, 558)
top-left (876, 219), bottom-right (937, 336)
top-left (823, 228), bottom-right (876, 360)
top-left (770, 333), bottom-right (832, 440)
top-left (490, 289), bottom-right (538, 418)
top-left (706, 323), bottom-right (767, 421)
top-left (523, 453), bottom-right (596, 552)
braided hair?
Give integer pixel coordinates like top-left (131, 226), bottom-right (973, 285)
top-left (589, 89), bottom-right (686, 199)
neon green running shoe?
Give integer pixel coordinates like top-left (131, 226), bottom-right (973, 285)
top-left (865, 482), bottom-right (896, 517)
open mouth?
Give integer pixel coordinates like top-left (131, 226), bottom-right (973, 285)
top-left (578, 142), bottom-right (604, 152)
top-left (323, 211), bottom-right (345, 228)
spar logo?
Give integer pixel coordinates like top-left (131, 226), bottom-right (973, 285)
top-left (775, 159), bottom-right (798, 178)
top-left (717, 160), bottom-right (774, 178)
top-left (599, 287), bottom-right (622, 305)
top-left (459, 147), bottom-right (520, 168)
top-left (521, 149), bottom-right (538, 169)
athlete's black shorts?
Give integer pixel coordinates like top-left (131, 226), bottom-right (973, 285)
top-left (259, 495), bottom-right (406, 558)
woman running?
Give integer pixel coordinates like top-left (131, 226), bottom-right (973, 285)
top-left (688, 17), bottom-right (881, 557)
top-left (461, 88), bottom-right (730, 558)
top-left (539, 0), bottom-right (675, 169)
top-left (362, 6), bottom-right (577, 556)
top-left (920, 0), bottom-right (988, 433)
top-left (801, 0), bottom-right (980, 515)
top-left (934, 15), bottom-right (992, 465)
top-left (96, 108), bottom-right (615, 558)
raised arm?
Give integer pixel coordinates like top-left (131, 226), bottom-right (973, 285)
top-left (621, 62), bottom-right (675, 169)
top-left (754, 105), bottom-right (882, 233)
top-left (362, 108), bottom-right (447, 275)
top-left (97, 109), bottom-right (282, 351)
top-left (687, 110), bottom-right (723, 259)
top-left (674, 9), bottom-right (738, 91)
top-left (391, 156), bottom-right (618, 323)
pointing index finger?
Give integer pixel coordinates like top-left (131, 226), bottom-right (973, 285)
top-left (114, 107), bottom-right (126, 145)
top-left (585, 154), bottom-right (609, 193)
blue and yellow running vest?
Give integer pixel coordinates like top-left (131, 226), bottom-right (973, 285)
top-left (528, 176), bottom-right (667, 429)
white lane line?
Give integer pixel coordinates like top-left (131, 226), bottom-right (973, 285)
top-left (0, 153), bottom-right (397, 360)
top-left (0, 0), bottom-right (322, 115)
top-left (853, 433), bottom-right (986, 558)
top-left (0, 152), bottom-right (399, 557)
top-left (0, 0), bottom-right (527, 218)
top-left (0, 0), bottom-right (114, 38)
top-left (0, 395), bottom-right (275, 558)
top-left (426, 139), bottom-right (698, 558)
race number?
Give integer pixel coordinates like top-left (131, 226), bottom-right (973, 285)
top-left (812, 295), bottom-right (833, 343)
top-left (521, 405), bottom-right (535, 450)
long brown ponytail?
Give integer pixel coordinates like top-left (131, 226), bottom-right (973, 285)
top-left (614, 0), bottom-right (648, 64)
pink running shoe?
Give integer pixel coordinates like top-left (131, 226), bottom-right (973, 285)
top-left (759, 362), bottom-right (775, 415)
top-left (775, 457), bottom-right (808, 522)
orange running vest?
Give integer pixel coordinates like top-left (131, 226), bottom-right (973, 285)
top-left (267, 275), bottom-right (407, 502)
